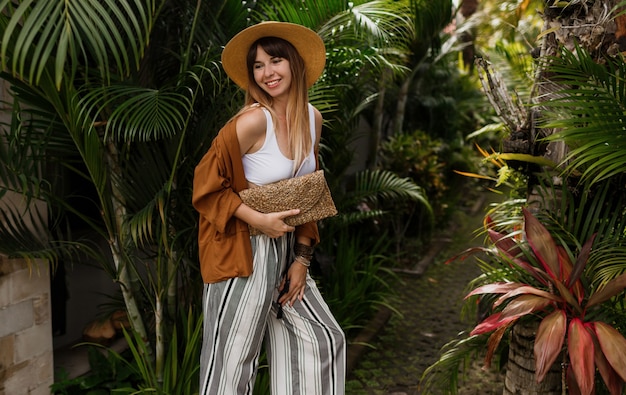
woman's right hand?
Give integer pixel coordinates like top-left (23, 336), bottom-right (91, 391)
top-left (234, 203), bottom-right (300, 237)
top-left (254, 209), bottom-right (300, 238)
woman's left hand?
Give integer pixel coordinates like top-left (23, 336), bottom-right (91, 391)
top-left (278, 261), bottom-right (308, 306)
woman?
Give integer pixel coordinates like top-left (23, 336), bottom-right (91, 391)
top-left (192, 21), bottom-right (346, 395)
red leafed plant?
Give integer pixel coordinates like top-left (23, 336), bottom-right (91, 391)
top-left (468, 207), bottom-right (626, 395)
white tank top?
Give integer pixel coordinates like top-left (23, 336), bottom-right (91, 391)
top-left (242, 104), bottom-right (317, 186)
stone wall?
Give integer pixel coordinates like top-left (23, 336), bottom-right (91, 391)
top-left (0, 256), bottom-right (53, 395)
top-left (0, 58), bottom-right (54, 395)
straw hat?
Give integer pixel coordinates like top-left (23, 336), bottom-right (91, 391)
top-left (222, 21), bottom-right (326, 89)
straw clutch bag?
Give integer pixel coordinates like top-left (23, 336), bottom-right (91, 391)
top-left (239, 170), bottom-right (338, 235)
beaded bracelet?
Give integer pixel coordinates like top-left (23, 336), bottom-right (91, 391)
top-left (294, 255), bottom-right (311, 267)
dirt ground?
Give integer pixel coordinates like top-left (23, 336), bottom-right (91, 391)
top-left (345, 193), bottom-right (506, 394)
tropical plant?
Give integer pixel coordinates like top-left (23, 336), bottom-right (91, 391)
top-left (317, 168), bottom-right (430, 329)
top-left (389, 0), bottom-right (453, 136)
top-left (540, 44), bottom-right (626, 185)
top-left (0, 0), bottom-right (452, 391)
top-left (320, 223), bottom-right (397, 335)
top-left (466, 207), bottom-right (626, 395)
top-left (321, 169), bottom-right (432, 243)
top-left (0, 0), bottom-right (243, 388)
top-left (50, 346), bottom-right (140, 394)
top-left (421, 168), bottom-right (626, 394)
top-left (419, 1), bottom-right (626, 393)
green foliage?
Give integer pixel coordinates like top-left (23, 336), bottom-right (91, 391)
top-left (380, 130), bottom-right (448, 207)
top-left (119, 308), bottom-right (203, 394)
top-left (423, 172), bottom-right (626, 394)
top-left (52, 308), bottom-right (203, 395)
top-left (253, 355), bottom-right (271, 395)
top-left (0, 0), bottom-right (474, 391)
top-left (0, 0), bottom-right (156, 88)
top-left (50, 346), bottom-right (140, 394)
top-left (401, 53), bottom-right (487, 143)
top-left (316, 169), bottom-right (427, 332)
top-left (540, 45), bottom-right (626, 184)
top-left (420, 333), bottom-right (496, 394)
top-left (424, 24), bottom-right (626, 393)
top-left (320, 227), bottom-right (397, 334)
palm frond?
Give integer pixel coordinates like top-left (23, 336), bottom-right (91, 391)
top-left (114, 141), bottom-right (176, 245)
top-left (0, 122), bottom-right (44, 199)
top-left (1, 72), bottom-right (77, 157)
top-left (409, 0), bottom-right (453, 49)
top-left (540, 45), bottom-right (626, 184)
top-left (0, 196), bottom-right (103, 267)
top-left (258, 0), bottom-right (413, 50)
top-left (0, 0), bottom-right (158, 88)
top-left (349, 169), bottom-right (431, 212)
top-left (529, 173), bottom-right (626, 289)
top-left (78, 85), bottom-right (192, 142)
top-left (326, 208), bottom-right (386, 228)
top-left (420, 334), bottom-right (491, 395)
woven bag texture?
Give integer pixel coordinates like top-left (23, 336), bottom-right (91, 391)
top-left (239, 170), bottom-right (337, 235)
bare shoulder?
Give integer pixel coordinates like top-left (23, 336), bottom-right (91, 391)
top-left (236, 106), bottom-right (266, 135)
top-left (236, 106), bottom-right (266, 154)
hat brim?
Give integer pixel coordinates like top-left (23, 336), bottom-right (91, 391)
top-left (222, 21), bottom-right (326, 90)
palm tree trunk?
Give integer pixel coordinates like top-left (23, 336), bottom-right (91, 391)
top-left (155, 296), bottom-right (164, 383)
top-left (393, 60), bottom-right (427, 136)
top-left (368, 71), bottom-right (388, 169)
top-left (504, 321), bottom-right (562, 394)
top-left (108, 209), bottom-right (150, 348)
top-left (167, 251), bottom-right (178, 320)
top-left (105, 142), bottom-right (150, 349)
top-left (458, 0), bottom-right (478, 71)
top-left (504, 3), bottom-right (626, 394)
top-left (393, 74), bottom-right (411, 135)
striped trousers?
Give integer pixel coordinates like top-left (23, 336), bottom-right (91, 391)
top-left (200, 235), bottom-right (346, 395)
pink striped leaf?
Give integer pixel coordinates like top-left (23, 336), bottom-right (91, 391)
top-left (488, 229), bottom-right (524, 258)
top-left (510, 256), bottom-right (550, 285)
top-left (587, 273), bottom-right (626, 308)
top-left (595, 321), bottom-right (626, 381)
top-left (553, 280), bottom-right (583, 316)
top-left (487, 228), bottom-right (549, 285)
top-left (470, 312), bottom-right (518, 336)
top-left (588, 323), bottom-right (624, 395)
top-left (484, 324), bottom-right (510, 369)
top-left (558, 246), bottom-right (585, 304)
top-left (444, 246), bottom-right (492, 265)
top-left (566, 364), bottom-right (583, 395)
top-left (465, 282), bottom-right (524, 299)
top-left (523, 208), bottom-right (560, 280)
top-left (567, 234), bottom-right (596, 288)
top-left (500, 295), bottom-right (552, 319)
top-left (534, 310), bottom-right (566, 383)
top-left (568, 318), bottom-right (595, 395)
top-left (493, 285), bottom-right (562, 308)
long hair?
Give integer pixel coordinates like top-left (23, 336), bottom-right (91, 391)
top-left (241, 36), bottom-right (311, 174)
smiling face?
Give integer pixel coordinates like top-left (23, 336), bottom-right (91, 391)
top-left (245, 37), bottom-right (306, 105)
top-left (253, 46), bottom-right (292, 99)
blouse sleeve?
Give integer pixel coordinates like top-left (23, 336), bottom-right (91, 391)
top-left (192, 131), bottom-right (243, 234)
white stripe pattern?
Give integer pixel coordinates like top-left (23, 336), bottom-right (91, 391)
top-left (200, 235), bottom-right (345, 394)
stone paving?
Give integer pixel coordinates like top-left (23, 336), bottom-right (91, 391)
top-left (345, 195), bottom-right (505, 394)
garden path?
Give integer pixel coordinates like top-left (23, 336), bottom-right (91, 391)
top-left (345, 192), bottom-right (506, 394)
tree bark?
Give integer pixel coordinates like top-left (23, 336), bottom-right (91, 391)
top-left (503, 321), bottom-right (562, 395)
top-left (458, 0), bottom-right (478, 71)
top-left (536, 0), bottom-right (623, 164)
